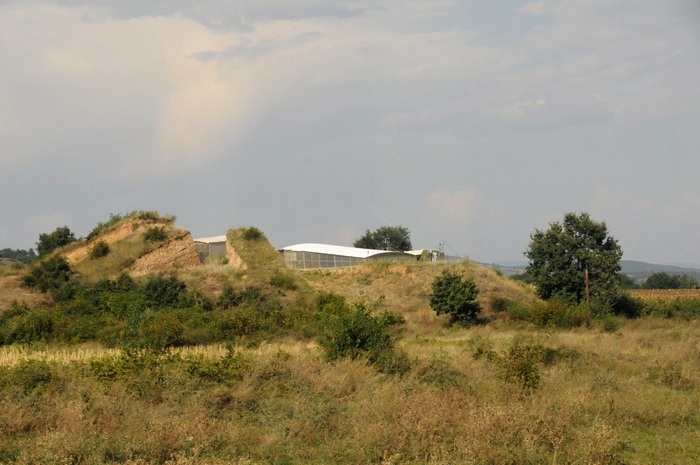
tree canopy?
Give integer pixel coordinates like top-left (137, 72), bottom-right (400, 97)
top-left (353, 226), bottom-right (412, 251)
top-left (642, 272), bottom-right (698, 290)
top-left (429, 269), bottom-right (481, 325)
top-left (524, 212), bottom-right (623, 306)
top-left (36, 226), bottom-right (76, 257)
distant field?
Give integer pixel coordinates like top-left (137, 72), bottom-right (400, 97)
top-left (629, 288), bottom-right (700, 302)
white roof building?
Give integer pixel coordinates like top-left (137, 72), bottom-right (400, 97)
top-left (279, 243), bottom-right (414, 270)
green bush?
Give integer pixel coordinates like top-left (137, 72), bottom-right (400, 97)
top-left (496, 343), bottom-right (542, 392)
top-left (22, 255), bottom-right (73, 295)
top-left (10, 360), bottom-right (53, 393)
top-left (86, 213), bottom-right (124, 241)
top-left (318, 294), bottom-right (406, 372)
top-left (36, 226), bottom-right (76, 257)
top-left (143, 226), bottom-right (168, 242)
top-left (144, 274), bottom-right (187, 308)
top-left (429, 269), bottom-right (481, 325)
top-left (242, 227), bottom-right (264, 241)
top-left (417, 350), bottom-right (463, 388)
top-left (270, 270), bottom-right (298, 290)
top-left (89, 240), bottom-right (110, 259)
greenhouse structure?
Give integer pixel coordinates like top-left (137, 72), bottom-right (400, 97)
top-left (279, 243), bottom-right (414, 270)
top-left (193, 235), bottom-right (227, 263)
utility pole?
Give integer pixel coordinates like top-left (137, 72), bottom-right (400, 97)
top-left (585, 269), bottom-right (591, 327)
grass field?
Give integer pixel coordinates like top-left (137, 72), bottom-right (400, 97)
top-left (1, 230), bottom-right (699, 464)
top-left (629, 288), bottom-right (700, 302)
top-left (0, 319), bottom-right (698, 464)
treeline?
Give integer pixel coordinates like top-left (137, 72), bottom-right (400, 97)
top-left (0, 248), bottom-right (37, 264)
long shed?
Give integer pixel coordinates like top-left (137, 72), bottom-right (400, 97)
top-left (279, 243), bottom-right (413, 270)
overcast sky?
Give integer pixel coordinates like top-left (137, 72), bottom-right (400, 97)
top-left (1, 0), bottom-right (699, 264)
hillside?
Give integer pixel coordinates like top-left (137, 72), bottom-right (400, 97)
top-left (1, 220), bottom-right (699, 464)
top-left (303, 260), bottom-right (540, 334)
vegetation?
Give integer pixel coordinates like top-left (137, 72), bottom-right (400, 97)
top-left (143, 226), bottom-right (168, 243)
top-left (354, 225), bottom-right (412, 251)
top-left (86, 213), bottom-right (125, 241)
top-left (242, 226), bottom-right (264, 241)
top-left (89, 240), bottom-right (110, 259)
top-left (36, 226), bottom-right (76, 257)
top-left (0, 248), bottom-right (37, 265)
top-left (525, 212), bottom-right (623, 308)
top-left (429, 269), bottom-right (481, 325)
top-left (643, 271), bottom-right (699, 289)
top-left (2, 216), bottom-right (700, 463)
top-left (317, 293), bottom-right (408, 374)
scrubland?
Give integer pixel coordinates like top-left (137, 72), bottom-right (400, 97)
top-left (0, 219), bottom-right (698, 464)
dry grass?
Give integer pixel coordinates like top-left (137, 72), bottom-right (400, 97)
top-left (629, 288), bottom-right (700, 302)
top-left (1, 321), bottom-right (697, 463)
top-left (303, 260), bottom-right (540, 335)
top-left (0, 270), bottom-right (49, 312)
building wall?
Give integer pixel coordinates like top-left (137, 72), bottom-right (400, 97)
top-left (281, 250), bottom-right (411, 270)
top-left (195, 241), bottom-right (227, 263)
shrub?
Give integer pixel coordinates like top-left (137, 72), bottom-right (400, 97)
top-left (144, 274), bottom-right (187, 308)
top-left (270, 270), bottom-right (297, 290)
top-left (22, 255), bottom-right (73, 294)
top-left (318, 295), bottom-right (406, 372)
top-left (144, 226), bottom-right (168, 242)
top-left (217, 285), bottom-right (242, 309)
top-left (496, 343), bottom-right (542, 392)
top-left (136, 211), bottom-right (160, 221)
top-left (429, 269), bottom-right (481, 325)
top-left (242, 227), bottom-right (264, 241)
top-left (89, 240), bottom-right (110, 259)
top-left (612, 293), bottom-right (644, 318)
top-left (10, 360), bottom-right (53, 393)
top-left (36, 226), bottom-right (76, 257)
top-left (86, 213), bottom-right (124, 241)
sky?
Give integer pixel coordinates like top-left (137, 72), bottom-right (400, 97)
top-left (1, 0), bottom-right (699, 264)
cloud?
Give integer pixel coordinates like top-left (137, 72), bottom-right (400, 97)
top-left (426, 188), bottom-right (481, 223)
top-left (0, 3), bottom-right (242, 175)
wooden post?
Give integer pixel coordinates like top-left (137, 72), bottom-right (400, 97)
top-left (585, 269), bottom-right (591, 326)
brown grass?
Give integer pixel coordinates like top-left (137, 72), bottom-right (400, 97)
top-left (0, 321), bottom-right (697, 463)
top-left (629, 288), bottom-right (700, 302)
top-left (303, 260), bottom-right (540, 335)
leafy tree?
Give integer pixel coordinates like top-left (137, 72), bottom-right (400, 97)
top-left (525, 212), bottom-right (623, 306)
top-left (22, 255), bottom-right (74, 295)
top-left (429, 269), bottom-right (481, 325)
top-left (353, 225), bottom-right (412, 251)
top-left (36, 226), bottom-right (76, 257)
top-left (643, 272), bottom-right (698, 289)
top-left (0, 248), bottom-right (37, 264)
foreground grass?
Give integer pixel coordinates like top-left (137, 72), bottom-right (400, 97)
top-left (1, 320), bottom-right (698, 464)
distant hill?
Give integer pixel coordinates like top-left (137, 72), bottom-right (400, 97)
top-left (620, 260), bottom-right (700, 283)
top-left (483, 260), bottom-right (700, 283)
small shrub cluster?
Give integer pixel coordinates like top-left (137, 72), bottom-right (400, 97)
top-left (429, 269), bottom-right (481, 325)
top-left (86, 213), bottom-right (124, 241)
top-left (270, 270), bottom-right (297, 290)
top-left (143, 226), bottom-right (168, 243)
top-left (6, 272), bottom-right (306, 348)
top-left (242, 227), bottom-right (264, 241)
top-left (21, 255), bottom-right (73, 296)
top-left (89, 240), bottom-right (110, 259)
top-left (317, 293), bottom-right (409, 375)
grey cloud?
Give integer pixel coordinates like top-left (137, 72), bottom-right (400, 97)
top-left (42, 0), bottom-right (367, 31)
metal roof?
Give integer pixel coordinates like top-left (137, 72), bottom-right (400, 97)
top-left (280, 243), bottom-right (410, 259)
top-left (193, 235), bottom-right (227, 244)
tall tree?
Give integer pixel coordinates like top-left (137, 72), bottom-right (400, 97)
top-left (36, 226), bottom-right (76, 257)
top-left (353, 226), bottom-right (412, 251)
top-left (525, 212), bottom-right (623, 306)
